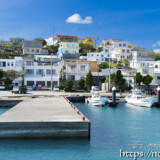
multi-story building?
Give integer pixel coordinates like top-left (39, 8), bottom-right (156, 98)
top-left (80, 48), bottom-right (116, 63)
top-left (101, 39), bottom-right (121, 48)
top-left (112, 48), bottom-right (132, 61)
top-left (0, 57), bottom-right (23, 72)
top-left (153, 61), bottom-right (160, 85)
top-left (23, 41), bottom-right (48, 56)
top-left (53, 35), bottom-right (78, 45)
top-left (24, 55), bottom-right (61, 88)
top-left (58, 41), bottom-right (80, 59)
top-left (0, 57), bottom-right (23, 87)
top-left (78, 37), bottom-right (94, 46)
top-left (65, 60), bottom-right (98, 81)
top-left (22, 40), bottom-right (61, 89)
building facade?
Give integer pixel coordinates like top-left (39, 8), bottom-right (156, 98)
top-left (78, 37), bottom-right (94, 46)
top-left (53, 35), bottom-right (78, 45)
top-left (24, 55), bottom-right (61, 88)
top-left (0, 57), bottom-right (23, 72)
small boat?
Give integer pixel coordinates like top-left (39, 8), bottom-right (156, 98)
top-left (85, 92), bottom-right (108, 106)
top-left (125, 89), bottom-right (157, 108)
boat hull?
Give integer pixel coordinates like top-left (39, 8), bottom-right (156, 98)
top-left (125, 97), bottom-right (157, 108)
top-left (86, 97), bottom-right (108, 106)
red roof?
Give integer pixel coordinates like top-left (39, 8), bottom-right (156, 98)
top-left (56, 35), bottom-right (78, 39)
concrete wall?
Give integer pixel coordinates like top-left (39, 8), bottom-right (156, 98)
top-left (0, 121), bottom-right (90, 138)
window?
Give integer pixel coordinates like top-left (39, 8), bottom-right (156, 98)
top-left (90, 65), bottom-right (94, 68)
top-left (122, 49), bottom-right (125, 53)
top-left (119, 44), bottom-right (122, 47)
top-left (127, 49), bottom-right (130, 53)
top-left (65, 50), bottom-right (69, 53)
top-left (25, 49), bottom-right (29, 52)
top-left (38, 62), bottom-right (42, 66)
top-left (155, 65), bottom-right (158, 68)
top-left (80, 65), bottom-right (85, 71)
top-left (26, 61), bottom-right (33, 66)
top-left (142, 69), bottom-right (148, 74)
top-left (31, 49), bottom-right (34, 52)
top-left (25, 69), bottom-right (34, 75)
top-left (105, 49), bottom-right (109, 52)
top-left (11, 62), bottom-right (14, 66)
top-left (71, 66), bottom-right (76, 70)
top-left (36, 49), bottom-right (39, 52)
top-left (7, 62), bottom-right (10, 66)
top-left (101, 55), bottom-right (104, 57)
top-left (46, 70), bottom-right (56, 75)
top-left (80, 76), bottom-right (85, 79)
top-left (123, 44), bottom-right (126, 47)
top-left (37, 69), bottom-right (44, 75)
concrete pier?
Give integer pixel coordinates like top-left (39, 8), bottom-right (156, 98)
top-left (0, 97), bottom-right (90, 138)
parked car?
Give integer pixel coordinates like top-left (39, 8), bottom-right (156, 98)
top-left (12, 86), bottom-right (27, 94)
top-left (0, 85), bottom-right (5, 90)
top-left (12, 86), bottom-right (20, 94)
top-left (19, 86), bottom-right (27, 94)
top-left (54, 86), bottom-right (60, 91)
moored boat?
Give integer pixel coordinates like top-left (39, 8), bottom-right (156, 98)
top-left (125, 89), bottom-right (157, 108)
top-left (85, 92), bottom-right (108, 106)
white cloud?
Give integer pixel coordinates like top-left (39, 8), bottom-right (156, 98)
top-left (154, 49), bottom-right (160, 54)
top-left (45, 37), bottom-right (53, 46)
top-left (66, 13), bottom-right (92, 24)
top-left (152, 41), bottom-right (160, 47)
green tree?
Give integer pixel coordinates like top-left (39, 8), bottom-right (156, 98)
top-left (34, 38), bottom-right (47, 46)
top-left (79, 43), bottom-right (96, 55)
top-left (142, 75), bottom-right (153, 89)
top-left (77, 79), bottom-right (85, 90)
top-left (115, 70), bottom-right (126, 92)
top-left (135, 72), bottom-right (143, 89)
top-left (149, 51), bottom-right (160, 60)
top-left (120, 59), bottom-right (130, 66)
top-left (99, 62), bottom-right (109, 69)
top-left (45, 45), bottom-right (59, 54)
top-left (5, 70), bottom-right (20, 81)
top-left (0, 69), bottom-right (4, 79)
top-left (4, 77), bottom-right (12, 89)
top-left (66, 80), bottom-right (73, 91)
top-left (86, 72), bottom-right (93, 89)
top-left (104, 78), bottom-right (109, 83)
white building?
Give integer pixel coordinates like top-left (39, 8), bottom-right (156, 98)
top-left (24, 55), bottom-right (61, 88)
top-left (23, 41), bottom-right (48, 56)
top-left (65, 61), bottom-right (90, 81)
top-left (59, 42), bottom-right (79, 54)
top-left (0, 57), bottom-right (23, 72)
top-left (80, 48), bottom-right (115, 64)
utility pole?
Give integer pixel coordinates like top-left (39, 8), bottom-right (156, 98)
top-left (51, 25), bottom-right (54, 91)
top-left (51, 53), bottom-right (53, 91)
top-left (108, 54), bottom-right (111, 92)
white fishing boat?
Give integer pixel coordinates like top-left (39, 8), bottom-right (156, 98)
top-left (85, 92), bottom-right (108, 106)
top-left (125, 89), bottom-right (157, 108)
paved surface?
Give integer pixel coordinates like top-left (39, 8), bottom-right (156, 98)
top-left (0, 90), bottom-right (128, 99)
top-left (0, 97), bottom-right (88, 122)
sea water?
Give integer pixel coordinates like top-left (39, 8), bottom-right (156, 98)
top-left (0, 103), bottom-right (160, 160)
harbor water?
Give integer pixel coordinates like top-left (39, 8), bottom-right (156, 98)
top-left (0, 103), bottom-right (160, 160)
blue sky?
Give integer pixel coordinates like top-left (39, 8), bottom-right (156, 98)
top-left (0, 0), bottom-right (160, 50)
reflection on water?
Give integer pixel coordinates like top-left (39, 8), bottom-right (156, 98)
top-left (0, 103), bottom-right (160, 160)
